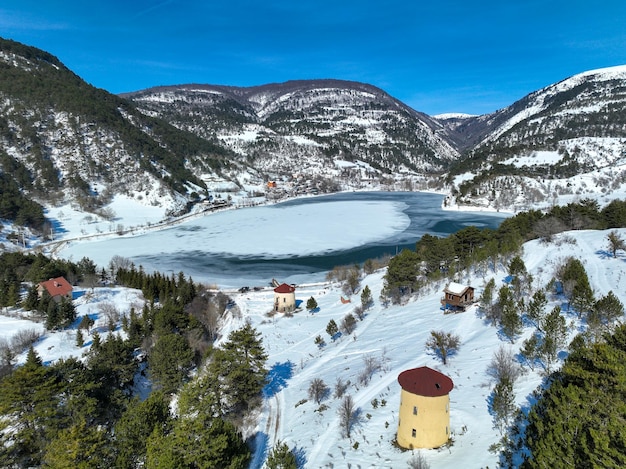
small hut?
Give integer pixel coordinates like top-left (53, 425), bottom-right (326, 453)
top-left (441, 282), bottom-right (474, 312)
top-left (396, 366), bottom-right (454, 449)
top-left (273, 283), bottom-right (296, 312)
top-left (37, 276), bottom-right (73, 303)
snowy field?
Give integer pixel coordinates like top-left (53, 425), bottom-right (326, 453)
top-left (3, 219), bottom-right (626, 467)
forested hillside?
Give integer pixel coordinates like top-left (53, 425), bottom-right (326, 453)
top-left (0, 37), bottom-right (235, 230)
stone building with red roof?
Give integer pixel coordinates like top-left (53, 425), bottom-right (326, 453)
top-left (273, 283), bottom-right (296, 312)
top-left (396, 366), bottom-right (454, 449)
top-left (37, 276), bottom-right (73, 302)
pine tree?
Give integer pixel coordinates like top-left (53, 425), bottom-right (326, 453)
top-left (114, 392), bottom-right (170, 468)
top-left (588, 290), bottom-right (625, 338)
top-left (490, 379), bottom-right (516, 435)
top-left (266, 440), bottom-right (297, 469)
top-left (326, 319), bottom-right (339, 341)
top-left (481, 278), bottom-right (496, 323)
top-left (149, 333), bottom-right (194, 394)
top-left (539, 306), bottom-right (568, 372)
top-left (527, 289), bottom-right (548, 330)
top-left (146, 414), bottom-right (250, 468)
top-left (75, 329), bottom-right (84, 347)
top-left (41, 419), bottom-right (110, 468)
top-left (0, 347), bottom-right (62, 466)
top-left (306, 296), bottom-right (318, 311)
top-left (209, 322), bottom-right (268, 413)
top-left (360, 285), bottom-right (373, 310)
top-left (497, 287), bottom-right (522, 342)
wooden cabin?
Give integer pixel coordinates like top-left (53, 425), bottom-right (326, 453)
top-left (441, 282), bottom-right (474, 312)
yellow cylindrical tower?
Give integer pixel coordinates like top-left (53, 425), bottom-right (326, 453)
top-left (396, 366), bottom-right (454, 449)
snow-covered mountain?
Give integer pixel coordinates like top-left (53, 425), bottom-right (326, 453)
top-left (2, 36), bottom-right (626, 236)
top-left (442, 66), bottom-right (626, 210)
top-left (123, 80), bottom-right (460, 176)
top-left (0, 38), bottom-right (231, 219)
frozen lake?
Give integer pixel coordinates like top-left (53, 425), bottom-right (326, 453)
top-left (59, 192), bottom-right (509, 288)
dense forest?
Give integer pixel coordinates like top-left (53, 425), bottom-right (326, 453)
top-left (0, 252), bottom-right (271, 468)
top-left (383, 198), bottom-right (626, 300)
top-left (0, 37), bottom-right (236, 219)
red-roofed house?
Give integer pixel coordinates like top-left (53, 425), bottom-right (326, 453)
top-left (441, 282), bottom-right (474, 312)
top-left (273, 283), bottom-right (296, 312)
top-left (396, 366), bottom-right (454, 449)
top-left (37, 276), bottom-right (73, 302)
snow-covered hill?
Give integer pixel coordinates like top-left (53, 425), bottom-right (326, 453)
top-left (125, 80), bottom-right (460, 177)
top-left (443, 65), bottom-right (626, 211)
top-left (4, 196), bottom-right (625, 467)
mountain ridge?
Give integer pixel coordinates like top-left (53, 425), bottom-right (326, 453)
top-left (2, 36), bottom-right (626, 239)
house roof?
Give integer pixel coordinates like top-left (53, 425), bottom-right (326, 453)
top-left (273, 283), bottom-right (296, 294)
top-left (397, 366), bottom-right (454, 397)
top-left (39, 276), bottom-right (73, 298)
top-left (444, 282), bottom-right (472, 296)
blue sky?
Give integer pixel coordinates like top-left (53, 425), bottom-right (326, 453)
top-left (2, 1), bottom-right (626, 115)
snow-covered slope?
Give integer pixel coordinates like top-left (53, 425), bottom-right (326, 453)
top-left (125, 80), bottom-right (460, 177)
top-left (5, 222), bottom-right (626, 468)
top-left (444, 65), bottom-right (626, 211)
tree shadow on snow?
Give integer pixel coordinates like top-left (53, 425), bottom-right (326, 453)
top-left (263, 360), bottom-right (295, 399)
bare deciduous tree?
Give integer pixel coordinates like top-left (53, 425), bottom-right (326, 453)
top-left (487, 346), bottom-right (521, 385)
top-left (108, 255), bottom-right (132, 278)
top-left (337, 394), bottom-right (361, 439)
top-left (358, 353), bottom-right (383, 386)
top-left (308, 378), bottom-right (329, 404)
top-left (533, 217), bottom-right (566, 242)
top-left (407, 452), bottom-right (431, 469)
top-left (607, 230), bottom-right (626, 258)
top-left (334, 377), bottom-right (349, 399)
top-left (99, 301), bottom-right (120, 331)
top-left (425, 330), bottom-right (461, 365)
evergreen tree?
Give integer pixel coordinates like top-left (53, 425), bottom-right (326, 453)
top-left (0, 347), bottom-right (62, 467)
top-left (383, 249), bottom-right (420, 296)
top-left (326, 319), bottom-right (339, 341)
top-left (559, 257), bottom-right (594, 316)
top-left (114, 392), bottom-right (170, 469)
top-left (496, 286), bottom-right (522, 342)
top-left (511, 324), bottom-right (626, 467)
top-left (526, 289), bottom-right (548, 330)
top-left (146, 414), bottom-right (250, 469)
top-left (75, 329), bottom-right (84, 347)
top-left (588, 290), bottom-right (625, 339)
top-left (208, 323), bottom-right (268, 413)
top-left (266, 440), bottom-right (297, 469)
top-left (481, 277), bottom-right (496, 322)
top-left (149, 333), bottom-right (194, 394)
top-left (360, 285), bottom-right (373, 310)
top-left (539, 306), bottom-right (568, 372)
top-left (41, 419), bottom-right (111, 469)
top-left (306, 296), bottom-right (318, 311)
top-left (490, 378), bottom-right (516, 435)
